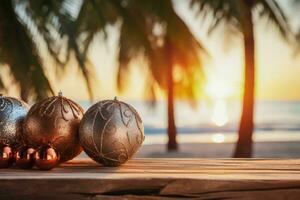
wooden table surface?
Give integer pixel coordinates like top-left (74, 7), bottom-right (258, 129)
top-left (1, 158), bottom-right (300, 199)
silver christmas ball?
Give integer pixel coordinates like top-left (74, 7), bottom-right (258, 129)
top-left (0, 94), bottom-right (29, 149)
top-left (79, 98), bottom-right (144, 166)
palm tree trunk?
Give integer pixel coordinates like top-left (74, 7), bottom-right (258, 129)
top-left (233, 5), bottom-right (255, 158)
top-left (166, 38), bottom-right (178, 151)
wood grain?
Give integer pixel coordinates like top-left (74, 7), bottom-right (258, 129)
top-left (1, 158), bottom-right (300, 199)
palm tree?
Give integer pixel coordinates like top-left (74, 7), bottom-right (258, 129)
top-left (191, 0), bottom-right (293, 157)
top-left (120, 0), bottom-right (204, 151)
top-left (75, 0), bottom-right (204, 151)
top-left (0, 0), bottom-right (95, 101)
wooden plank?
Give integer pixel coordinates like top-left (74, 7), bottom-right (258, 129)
top-left (1, 158), bottom-right (300, 199)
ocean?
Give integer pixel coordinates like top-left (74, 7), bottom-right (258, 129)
top-left (79, 100), bottom-right (300, 144)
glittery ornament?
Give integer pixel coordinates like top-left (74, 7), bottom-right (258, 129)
top-left (0, 94), bottom-right (28, 149)
top-left (23, 92), bottom-right (83, 163)
top-left (79, 98), bottom-right (144, 166)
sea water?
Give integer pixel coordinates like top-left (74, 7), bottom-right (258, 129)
top-left (79, 100), bottom-right (300, 144)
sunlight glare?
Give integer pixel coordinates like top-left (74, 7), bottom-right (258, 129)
top-left (211, 100), bottom-right (229, 126)
top-left (211, 133), bottom-right (225, 143)
top-left (205, 81), bottom-right (234, 99)
top-left (205, 79), bottom-right (232, 126)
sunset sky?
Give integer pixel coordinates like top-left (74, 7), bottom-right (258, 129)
top-left (3, 1), bottom-right (300, 102)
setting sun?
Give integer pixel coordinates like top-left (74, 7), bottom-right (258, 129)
top-left (205, 80), bottom-right (235, 99)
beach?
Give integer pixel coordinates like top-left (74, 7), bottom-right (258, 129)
top-left (77, 132), bottom-right (300, 159)
top-left (135, 131), bottom-right (300, 158)
top-left (135, 141), bottom-right (300, 158)
top-left (77, 141), bottom-right (300, 159)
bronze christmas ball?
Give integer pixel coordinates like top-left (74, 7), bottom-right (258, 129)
top-left (0, 145), bottom-right (14, 168)
top-left (23, 92), bottom-right (84, 163)
top-left (0, 94), bottom-right (29, 149)
top-left (15, 146), bottom-right (35, 169)
top-left (79, 98), bottom-right (145, 167)
top-left (34, 145), bottom-right (59, 170)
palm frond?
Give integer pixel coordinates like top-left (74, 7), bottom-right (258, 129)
top-left (256, 0), bottom-right (293, 41)
top-left (25, 0), bottom-right (96, 100)
top-left (0, 0), bottom-right (54, 101)
top-left (191, 0), bottom-right (294, 41)
top-left (191, 0), bottom-right (242, 34)
top-left (24, 0), bottom-right (67, 67)
top-left (114, 0), bottom-right (205, 100)
top-left (147, 0), bottom-right (205, 99)
top-left (109, 0), bottom-right (164, 92)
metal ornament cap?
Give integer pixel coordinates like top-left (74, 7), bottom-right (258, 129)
top-left (79, 98), bottom-right (145, 167)
top-left (23, 92), bottom-right (84, 162)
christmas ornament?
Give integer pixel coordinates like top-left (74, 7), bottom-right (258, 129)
top-left (15, 146), bottom-right (35, 169)
top-left (34, 145), bottom-right (59, 170)
top-left (23, 92), bottom-right (84, 164)
top-left (79, 98), bottom-right (144, 167)
top-left (0, 94), bottom-right (29, 149)
top-left (0, 145), bottom-right (14, 168)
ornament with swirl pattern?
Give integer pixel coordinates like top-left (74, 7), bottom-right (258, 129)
top-left (23, 92), bottom-right (84, 165)
top-left (0, 94), bottom-right (29, 168)
top-left (79, 97), bottom-right (145, 167)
